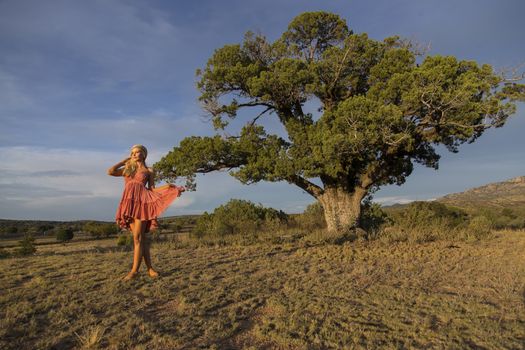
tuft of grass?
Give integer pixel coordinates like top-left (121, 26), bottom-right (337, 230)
top-left (75, 325), bottom-right (106, 349)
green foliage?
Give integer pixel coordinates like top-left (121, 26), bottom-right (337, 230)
top-left (84, 222), bottom-right (119, 238)
top-left (192, 199), bottom-right (288, 238)
top-left (479, 207), bottom-right (525, 230)
top-left (465, 216), bottom-right (493, 240)
top-left (155, 11), bottom-right (524, 230)
top-left (116, 233), bottom-right (133, 246)
top-left (295, 202), bottom-right (326, 230)
top-left (55, 228), bottom-right (74, 242)
top-left (360, 201), bottom-right (390, 237)
top-left (378, 201), bottom-right (471, 243)
top-left (15, 234), bottom-right (36, 256)
top-left (390, 201), bottom-right (468, 230)
top-left (38, 224), bottom-right (54, 234)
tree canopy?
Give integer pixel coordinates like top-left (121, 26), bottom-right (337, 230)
top-left (155, 11), bottom-right (524, 231)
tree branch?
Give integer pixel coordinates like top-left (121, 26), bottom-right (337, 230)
top-left (288, 174), bottom-right (324, 198)
top-left (237, 101), bottom-right (275, 109)
top-left (249, 106), bottom-right (273, 126)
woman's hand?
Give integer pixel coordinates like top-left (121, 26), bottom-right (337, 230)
top-left (107, 157), bottom-right (130, 176)
top-left (167, 184), bottom-right (186, 193)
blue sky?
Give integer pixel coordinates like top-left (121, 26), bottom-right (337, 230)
top-left (0, 0), bottom-right (524, 221)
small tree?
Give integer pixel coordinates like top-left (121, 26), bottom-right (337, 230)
top-left (56, 228), bottom-right (74, 242)
top-left (16, 234), bottom-right (37, 256)
top-left (155, 11), bottom-right (525, 233)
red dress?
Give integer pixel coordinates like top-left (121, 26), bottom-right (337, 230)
top-left (115, 168), bottom-right (181, 232)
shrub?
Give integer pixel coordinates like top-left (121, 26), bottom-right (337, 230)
top-left (103, 223), bottom-right (119, 236)
top-left (378, 201), bottom-right (470, 242)
top-left (465, 215), bottom-right (493, 240)
top-left (390, 201), bottom-right (468, 230)
top-left (295, 202), bottom-right (326, 230)
top-left (84, 222), bottom-right (119, 238)
top-left (15, 234), bottom-right (36, 256)
top-left (488, 208), bottom-right (525, 230)
top-left (56, 228), bottom-right (74, 242)
top-left (192, 199), bottom-right (288, 238)
top-left (507, 217), bottom-right (525, 230)
top-left (116, 233), bottom-right (133, 246)
top-left (360, 201), bottom-right (390, 237)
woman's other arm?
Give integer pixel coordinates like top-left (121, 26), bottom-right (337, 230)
top-left (107, 158), bottom-right (129, 176)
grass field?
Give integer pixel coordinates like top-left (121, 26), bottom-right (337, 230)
top-left (1, 230), bottom-right (524, 349)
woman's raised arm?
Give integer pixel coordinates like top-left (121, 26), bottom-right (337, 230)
top-left (107, 158), bottom-right (130, 176)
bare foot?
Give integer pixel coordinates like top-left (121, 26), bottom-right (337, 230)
top-left (123, 271), bottom-right (138, 281)
top-left (148, 269), bottom-right (159, 278)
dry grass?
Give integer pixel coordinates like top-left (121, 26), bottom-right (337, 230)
top-left (1, 230), bottom-right (524, 349)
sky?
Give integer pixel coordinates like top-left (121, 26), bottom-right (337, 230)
top-left (0, 0), bottom-right (524, 221)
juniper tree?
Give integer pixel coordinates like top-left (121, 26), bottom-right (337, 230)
top-left (155, 12), bottom-right (524, 232)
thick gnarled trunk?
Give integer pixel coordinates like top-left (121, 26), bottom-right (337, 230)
top-left (318, 187), bottom-right (366, 232)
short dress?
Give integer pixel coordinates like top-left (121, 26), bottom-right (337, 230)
top-left (115, 168), bottom-right (182, 232)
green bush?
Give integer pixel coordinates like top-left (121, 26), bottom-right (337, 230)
top-left (192, 199), bottom-right (288, 238)
top-left (489, 208), bottom-right (525, 230)
top-left (378, 201), bottom-right (470, 243)
top-left (391, 201), bottom-right (468, 230)
top-left (507, 217), bottom-right (525, 229)
top-left (116, 233), bottom-right (133, 246)
top-left (360, 201), bottom-right (390, 237)
top-left (465, 216), bottom-right (493, 240)
top-left (295, 202), bottom-right (326, 230)
top-left (56, 228), bottom-right (74, 242)
top-left (15, 234), bottom-right (36, 256)
top-left (84, 222), bottom-right (119, 238)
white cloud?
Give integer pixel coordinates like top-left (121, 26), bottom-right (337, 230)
top-left (374, 196), bottom-right (434, 206)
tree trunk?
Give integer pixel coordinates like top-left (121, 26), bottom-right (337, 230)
top-left (318, 186), bottom-right (367, 232)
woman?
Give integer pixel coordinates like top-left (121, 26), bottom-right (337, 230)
top-left (107, 144), bottom-right (184, 280)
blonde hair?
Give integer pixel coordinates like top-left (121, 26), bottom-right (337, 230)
top-left (123, 144), bottom-right (148, 177)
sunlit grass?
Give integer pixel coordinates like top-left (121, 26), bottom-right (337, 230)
top-left (0, 230), bottom-right (524, 349)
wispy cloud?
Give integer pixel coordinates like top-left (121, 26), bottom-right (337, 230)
top-left (2, 109), bottom-right (213, 150)
top-left (0, 183), bottom-right (90, 201)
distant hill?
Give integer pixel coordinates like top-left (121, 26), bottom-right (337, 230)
top-left (437, 176), bottom-right (525, 213)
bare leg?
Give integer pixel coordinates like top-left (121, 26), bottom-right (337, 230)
top-left (123, 218), bottom-right (145, 280)
top-left (142, 224), bottom-right (159, 278)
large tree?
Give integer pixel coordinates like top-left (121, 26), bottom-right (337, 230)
top-left (155, 12), bottom-right (524, 232)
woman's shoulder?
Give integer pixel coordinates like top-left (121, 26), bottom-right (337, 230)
top-left (146, 167), bottom-right (156, 175)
